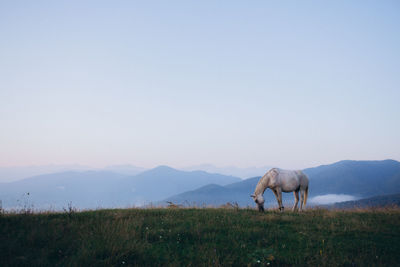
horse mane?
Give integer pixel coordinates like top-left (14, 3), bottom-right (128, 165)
top-left (254, 168), bottom-right (279, 195)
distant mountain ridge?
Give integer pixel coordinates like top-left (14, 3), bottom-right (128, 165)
top-left (1, 160), bottom-right (399, 211)
top-left (0, 171), bottom-right (128, 210)
top-left (110, 166), bottom-right (241, 207)
top-left (0, 164), bottom-right (147, 183)
top-left (0, 164), bottom-right (92, 182)
top-left (0, 166), bottom-right (240, 210)
top-left (182, 164), bottom-right (272, 178)
top-left (303, 159), bottom-right (400, 197)
top-left (103, 165), bottom-right (147, 176)
top-left (164, 160), bottom-right (400, 207)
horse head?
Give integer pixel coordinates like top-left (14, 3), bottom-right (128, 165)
top-left (250, 194), bottom-right (265, 212)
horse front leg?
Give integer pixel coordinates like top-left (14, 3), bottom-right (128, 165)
top-left (274, 188), bottom-right (284, 212)
top-left (293, 190), bottom-right (299, 212)
top-left (271, 189), bottom-right (281, 212)
top-left (277, 188), bottom-right (284, 212)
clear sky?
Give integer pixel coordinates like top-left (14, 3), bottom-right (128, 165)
top-left (1, 1), bottom-right (399, 169)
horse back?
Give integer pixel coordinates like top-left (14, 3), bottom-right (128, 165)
top-left (297, 171), bottom-right (309, 188)
top-left (276, 169), bottom-right (308, 191)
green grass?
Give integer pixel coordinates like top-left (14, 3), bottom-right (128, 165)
top-left (1, 208), bottom-right (399, 266)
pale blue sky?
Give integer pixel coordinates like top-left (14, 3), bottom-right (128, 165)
top-left (1, 1), bottom-right (399, 169)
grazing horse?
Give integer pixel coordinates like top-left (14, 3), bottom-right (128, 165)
top-left (251, 168), bottom-right (309, 212)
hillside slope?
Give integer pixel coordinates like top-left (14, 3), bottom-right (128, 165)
top-left (1, 208), bottom-right (399, 266)
top-left (303, 159), bottom-right (400, 196)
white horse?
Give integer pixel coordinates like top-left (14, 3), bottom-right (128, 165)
top-left (251, 168), bottom-right (309, 212)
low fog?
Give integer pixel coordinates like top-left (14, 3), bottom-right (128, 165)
top-left (310, 194), bottom-right (357, 205)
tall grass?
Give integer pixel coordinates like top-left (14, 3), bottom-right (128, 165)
top-left (1, 207), bottom-right (399, 266)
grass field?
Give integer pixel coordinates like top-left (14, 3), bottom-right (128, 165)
top-left (1, 207), bottom-right (399, 266)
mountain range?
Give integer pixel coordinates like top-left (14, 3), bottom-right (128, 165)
top-left (0, 163), bottom-right (271, 183)
top-left (0, 164), bottom-right (146, 183)
top-left (182, 164), bottom-right (272, 178)
top-left (0, 166), bottom-right (240, 210)
top-left (164, 160), bottom-right (400, 208)
top-left (302, 160), bottom-right (400, 196)
top-left (1, 160), bottom-right (400, 211)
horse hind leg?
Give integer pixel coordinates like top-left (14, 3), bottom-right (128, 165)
top-left (276, 188), bottom-right (284, 212)
top-left (293, 190), bottom-right (299, 212)
top-left (271, 189), bottom-right (280, 211)
top-left (303, 186), bottom-right (308, 210)
top-left (299, 189), bottom-right (305, 212)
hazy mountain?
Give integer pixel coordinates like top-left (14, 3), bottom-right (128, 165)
top-left (162, 177), bottom-right (261, 207)
top-left (0, 164), bottom-right (147, 183)
top-left (164, 160), bottom-right (400, 208)
top-left (183, 164), bottom-right (272, 179)
top-left (0, 166), bottom-right (240, 210)
top-left (103, 164), bottom-right (147, 176)
top-left (303, 159), bottom-right (400, 197)
top-left (113, 166), bottom-right (241, 206)
top-left (0, 171), bottom-right (128, 210)
top-left (0, 164), bottom-right (91, 182)
top-left (2, 160), bottom-right (399, 211)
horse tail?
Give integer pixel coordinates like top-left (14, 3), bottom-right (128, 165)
top-left (303, 186), bottom-right (308, 207)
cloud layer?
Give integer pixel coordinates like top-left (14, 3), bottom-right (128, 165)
top-left (310, 194), bottom-right (357, 205)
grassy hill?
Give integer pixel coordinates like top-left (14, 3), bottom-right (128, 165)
top-left (1, 208), bottom-right (399, 266)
